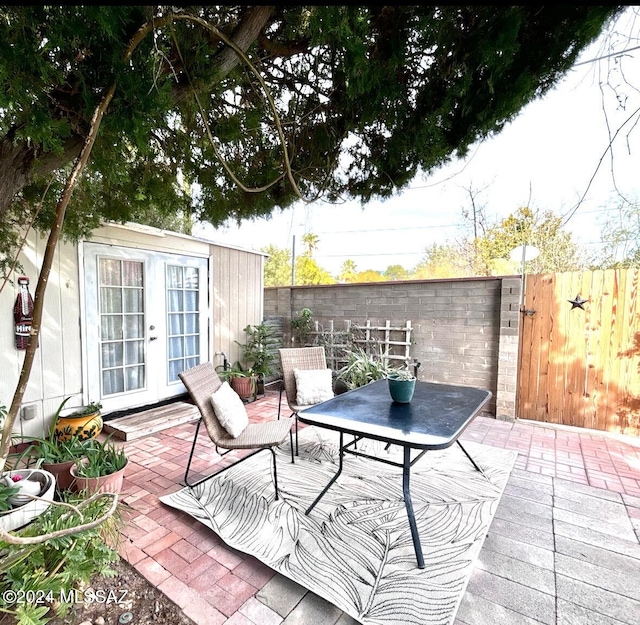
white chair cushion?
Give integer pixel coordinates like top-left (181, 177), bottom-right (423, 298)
top-left (294, 368), bottom-right (334, 406)
top-left (210, 381), bottom-right (249, 438)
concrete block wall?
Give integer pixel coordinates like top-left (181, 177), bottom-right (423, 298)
top-left (264, 277), bottom-right (522, 418)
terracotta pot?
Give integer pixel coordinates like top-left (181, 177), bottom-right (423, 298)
top-left (54, 409), bottom-right (103, 442)
top-left (230, 376), bottom-right (256, 400)
top-left (41, 459), bottom-right (77, 492)
top-left (70, 460), bottom-right (127, 495)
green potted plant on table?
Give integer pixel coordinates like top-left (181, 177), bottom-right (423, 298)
top-left (70, 436), bottom-right (128, 495)
top-left (387, 367), bottom-right (417, 403)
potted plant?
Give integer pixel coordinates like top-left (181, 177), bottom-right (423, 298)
top-left (70, 436), bottom-right (128, 494)
top-left (0, 468), bottom-right (56, 531)
top-left (216, 361), bottom-right (258, 401)
top-left (31, 397), bottom-right (91, 491)
top-left (235, 323), bottom-right (279, 395)
top-left (336, 344), bottom-right (391, 392)
top-left (387, 367), bottom-right (417, 403)
top-left (54, 399), bottom-right (103, 442)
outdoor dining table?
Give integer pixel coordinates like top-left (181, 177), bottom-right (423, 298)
top-left (298, 378), bottom-right (492, 569)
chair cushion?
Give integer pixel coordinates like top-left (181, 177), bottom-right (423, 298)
top-left (210, 382), bottom-right (249, 438)
top-left (294, 368), bottom-right (334, 406)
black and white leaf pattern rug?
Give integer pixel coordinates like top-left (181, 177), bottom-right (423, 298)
top-left (160, 426), bottom-right (517, 625)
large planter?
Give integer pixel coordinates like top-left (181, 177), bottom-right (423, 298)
top-left (387, 376), bottom-right (416, 404)
top-left (230, 376), bottom-right (256, 401)
top-left (0, 469), bottom-right (56, 532)
top-left (70, 460), bottom-right (127, 495)
top-left (54, 407), bottom-right (103, 442)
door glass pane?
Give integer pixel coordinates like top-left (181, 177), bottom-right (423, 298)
top-left (184, 291), bottom-right (197, 311)
top-left (99, 259), bottom-right (121, 286)
top-left (167, 290), bottom-right (183, 313)
top-left (168, 313), bottom-right (184, 336)
top-left (102, 369), bottom-right (124, 395)
top-left (167, 266), bottom-right (183, 288)
top-left (101, 316), bottom-right (123, 341)
top-left (123, 261), bottom-right (143, 287)
top-left (98, 257), bottom-right (145, 396)
top-left (166, 264), bottom-right (202, 382)
top-left (168, 360), bottom-right (183, 382)
top-left (185, 335), bottom-right (198, 357)
top-left (184, 267), bottom-right (199, 289)
top-left (101, 343), bottom-right (123, 368)
top-left (125, 365), bottom-right (145, 391)
top-left (124, 315), bottom-right (144, 340)
top-left (124, 289), bottom-right (143, 313)
top-left (100, 288), bottom-right (122, 313)
top-left (125, 340), bottom-right (144, 365)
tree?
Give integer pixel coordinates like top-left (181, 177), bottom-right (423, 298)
top-left (338, 260), bottom-right (358, 283)
top-left (591, 197), bottom-right (640, 268)
top-left (353, 270), bottom-right (385, 283)
top-left (295, 256), bottom-right (334, 286)
top-left (383, 265), bottom-right (410, 281)
top-left (476, 207), bottom-right (583, 275)
top-left (412, 243), bottom-right (473, 279)
top-left (262, 244), bottom-right (291, 287)
top-left (0, 6), bottom-right (622, 268)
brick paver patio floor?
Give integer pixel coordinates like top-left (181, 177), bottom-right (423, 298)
top-left (116, 391), bottom-right (640, 625)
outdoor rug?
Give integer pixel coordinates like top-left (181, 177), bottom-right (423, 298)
top-left (159, 426), bottom-right (517, 625)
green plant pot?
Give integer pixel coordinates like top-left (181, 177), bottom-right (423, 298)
top-left (387, 377), bottom-right (416, 403)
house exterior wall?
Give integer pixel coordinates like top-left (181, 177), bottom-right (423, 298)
top-left (1, 223), bottom-right (264, 438)
top-left (264, 276), bottom-right (522, 418)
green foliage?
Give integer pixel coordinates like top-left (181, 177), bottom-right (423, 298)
top-left (291, 308), bottom-right (314, 346)
top-left (32, 435), bottom-right (88, 465)
top-left (216, 361), bottom-right (255, 380)
top-left (383, 265), bottom-right (410, 281)
top-left (67, 402), bottom-right (102, 418)
top-left (475, 207), bottom-right (583, 274)
top-left (590, 197), bottom-right (640, 269)
top-left (337, 344), bottom-right (391, 390)
top-left (236, 324), bottom-right (279, 379)
top-left (0, 5), bottom-right (620, 284)
top-left (263, 244), bottom-right (292, 287)
top-left (388, 367), bottom-right (415, 381)
top-left (0, 481), bottom-right (20, 512)
top-left (74, 438), bottom-right (127, 478)
top-left (0, 491), bottom-right (120, 625)
top-left (295, 256), bottom-right (335, 286)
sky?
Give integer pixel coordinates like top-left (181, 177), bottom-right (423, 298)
top-left (195, 8), bottom-right (640, 276)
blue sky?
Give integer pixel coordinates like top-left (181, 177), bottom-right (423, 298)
top-left (196, 8), bottom-right (640, 275)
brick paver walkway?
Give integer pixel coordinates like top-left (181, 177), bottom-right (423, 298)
top-left (116, 391), bottom-right (640, 625)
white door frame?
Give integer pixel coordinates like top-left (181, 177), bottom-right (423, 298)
top-left (80, 241), bottom-right (209, 413)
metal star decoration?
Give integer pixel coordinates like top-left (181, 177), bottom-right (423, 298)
top-left (568, 293), bottom-right (588, 310)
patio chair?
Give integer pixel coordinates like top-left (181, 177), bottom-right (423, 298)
top-left (279, 347), bottom-right (334, 455)
top-left (179, 362), bottom-right (294, 498)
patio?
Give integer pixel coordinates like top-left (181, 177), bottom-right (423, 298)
top-left (116, 390), bottom-right (640, 625)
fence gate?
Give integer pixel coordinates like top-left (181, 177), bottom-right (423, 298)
top-left (517, 268), bottom-right (640, 436)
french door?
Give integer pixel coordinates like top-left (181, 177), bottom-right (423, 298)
top-left (83, 243), bottom-right (209, 413)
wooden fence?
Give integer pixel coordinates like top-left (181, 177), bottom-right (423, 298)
top-left (518, 268), bottom-right (640, 436)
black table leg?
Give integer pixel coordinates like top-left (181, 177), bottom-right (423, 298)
top-left (403, 446), bottom-right (425, 569)
top-left (305, 432), bottom-right (344, 515)
top-left (457, 440), bottom-right (485, 476)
